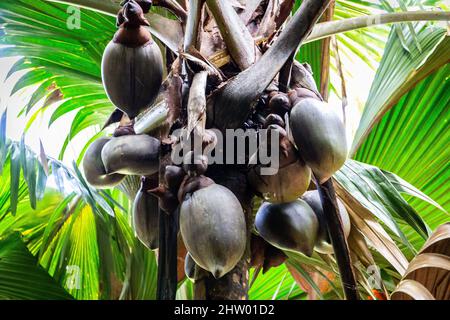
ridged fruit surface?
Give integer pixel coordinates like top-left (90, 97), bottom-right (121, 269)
top-left (101, 134), bottom-right (160, 176)
top-left (255, 200), bottom-right (318, 256)
top-left (101, 40), bottom-right (163, 118)
top-left (82, 137), bottom-right (125, 189)
top-left (302, 190), bottom-right (351, 254)
top-left (290, 98), bottom-right (348, 183)
top-left (179, 184), bottom-right (246, 279)
top-left (133, 188), bottom-right (159, 250)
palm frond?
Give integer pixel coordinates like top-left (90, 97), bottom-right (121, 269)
top-left (351, 25), bottom-right (447, 152)
top-left (391, 223), bottom-right (450, 300)
top-left (354, 41), bottom-right (449, 250)
top-left (0, 114), bottom-right (158, 299)
top-left (0, 232), bottom-right (73, 299)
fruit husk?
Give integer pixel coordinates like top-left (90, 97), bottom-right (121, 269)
top-left (302, 190), bottom-right (351, 254)
top-left (290, 98), bottom-right (347, 183)
top-left (184, 252), bottom-right (208, 282)
top-left (249, 156), bottom-right (311, 203)
top-left (101, 134), bottom-right (160, 176)
top-left (268, 92), bottom-right (292, 116)
top-left (179, 183), bottom-right (247, 279)
top-left (250, 234), bottom-right (287, 274)
top-left (101, 40), bottom-right (163, 118)
top-left (248, 125), bottom-right (311, 203)
top-left (164, 165), bottom-right (186, 194)
top-left (255, 200), bottom-right (318, 256)
top-left (177, 175), bottom-right (215, 203)
top-left (288, 87), bottom-right (320, 105)
top-left (263, 244), bottom-right (288, 274)
top-left (82, 137), bottom-right (125, 189)
top-left (289, 61), bottom-right (321, 98)
top-left (250, 233), bottom-right (266, 268)
top-left (133, 179), bottom-right (159, 250)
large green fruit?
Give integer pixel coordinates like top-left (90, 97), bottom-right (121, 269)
top-left (290, 98), bottom-right (348, 183)
top-left (255, 200), bottom-right (318, 256)
top-left (301, 190), bottom-right (351, 254)
top-left (133, 186), bottom-right (159, 250)
top-left (248, 157), bottom-right (311, 203)
top-left (101, 1), bottom-right (163, 119)
top-left (82, 137), bottom-right (125, 189)
top-left (248, 124), bottom-right (311, 203)
top-left (101, 134), bottom-right (160, 176)
top-left (179, 184), bottom-right (246, 279)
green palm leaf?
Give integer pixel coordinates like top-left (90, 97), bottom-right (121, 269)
top-left (351, 25), bottom-right (447, 152)
top-left (0, 126), bottom-right (158, 300)
top-left (249, 264), bottom-right (305, 300)
top-left (354, 63), bottom-right (450, 250)
top-left (0, 0), bottom-right (114, 157)
top-left (0, 232), bottom-right (73, 300)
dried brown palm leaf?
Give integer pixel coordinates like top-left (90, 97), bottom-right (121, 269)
top-left (239, 0), bottom-right (265, 24)
top-left (318, 2), bottom-right (335, 101)
top-left (335, 181), bottom-right (409, 275)
top-left (347, 223), bottom-right (375, 269)
top-left (199, 5), bottom-right (227, 61)
top-left (253, 0), bottom-right (279, 38)
top-left (274, 0), bottom-right (295, 29)
top-left (206, 0), bottom-right (260, 70)
top-left (391, 223), bottom-right (450, 300)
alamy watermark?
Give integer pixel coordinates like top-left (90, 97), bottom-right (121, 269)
top-left (366, 264), bottom-right (382, 290)
top-left (66, 265), bottom-right (81, 290)
top-left (66, 6), bottom-right (81, 30)
top-left (170, 128), bottom-right (281, 175)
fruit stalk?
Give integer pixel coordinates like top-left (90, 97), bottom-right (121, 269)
top-left (183, 0), bottom-right (203, 51)
top-left (153, 0), bottom-right (188, 22)
top-left (156, 71), bottom-right (183, 299)
top-left (187, 71), bottom-right (208, 136)
top-left (278, 52), bottom-right (295, 93)
top-left (206, 0), bottom-right (260, 70)
top-left (156, 207), bottom-right (179, 299)
top-left (210, 0), bottom-right (333, 130)
top-left (315, 178), bottom-right (360, 300)
top-left (156, 150), bottom-right (180, 299)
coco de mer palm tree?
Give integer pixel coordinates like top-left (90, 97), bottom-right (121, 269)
top-left (0, 0), bottom-right (448, 301)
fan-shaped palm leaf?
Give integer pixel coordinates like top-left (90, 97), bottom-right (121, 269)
top-left (391, 223), bottom-right (450, 300)
top-left (0, 232), bottom-right (73, 300)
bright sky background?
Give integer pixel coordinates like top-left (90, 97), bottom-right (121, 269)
top-left (0, 57), bottom-right (97, 164)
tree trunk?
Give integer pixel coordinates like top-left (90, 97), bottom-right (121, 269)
top-left (194, 260), bottom-right (249, 300)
